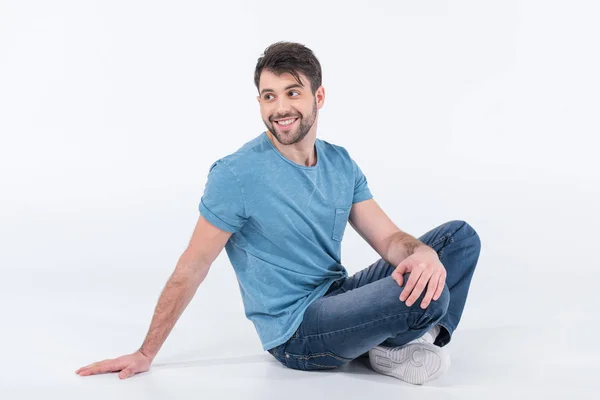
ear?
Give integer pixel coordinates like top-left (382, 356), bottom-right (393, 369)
top-left (315, 86), bottom-right (325, 109)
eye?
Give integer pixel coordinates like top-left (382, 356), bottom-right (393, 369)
top-left (264, 94), bottom-right (274, 100)
top-left (289, 91), bottom-right (300, 97)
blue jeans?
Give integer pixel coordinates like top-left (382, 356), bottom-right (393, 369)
top-left (267, 220), bottom-right (481, 371)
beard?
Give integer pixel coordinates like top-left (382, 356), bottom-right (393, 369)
top-left (263, 100), bottom-right (317, 146)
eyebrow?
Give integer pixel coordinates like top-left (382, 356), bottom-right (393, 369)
top-left (260, 83), bottom-right (304, 96)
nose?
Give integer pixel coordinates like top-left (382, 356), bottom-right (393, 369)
top-left (273, 97), bottom-right (292, 117)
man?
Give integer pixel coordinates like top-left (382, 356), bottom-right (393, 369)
top-left (76, 41), bottom-right (481, 385)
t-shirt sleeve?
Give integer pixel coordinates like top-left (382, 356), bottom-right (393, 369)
top-left (352, 158), bottom-right (373, 204)
top-left (198, 160), bottom-right (248, 233)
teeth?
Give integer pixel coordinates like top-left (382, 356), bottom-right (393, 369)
top-left (277, 118), bottom-right (296, 126)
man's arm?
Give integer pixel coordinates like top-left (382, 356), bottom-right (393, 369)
top-left (349, 198), bottom-right (446, 309)
top-left (139, 214), bottom-right (233, 358)
top-left (348, 198), bottom-right (433, 267)
top-left (76, 214), bottom-right (233, 379)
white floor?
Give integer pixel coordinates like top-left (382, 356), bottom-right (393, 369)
top-left (3, 257), bottom-right (598, 400)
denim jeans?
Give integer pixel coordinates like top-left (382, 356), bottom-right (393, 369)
top-left (267, 220), bottom-right (481, 371)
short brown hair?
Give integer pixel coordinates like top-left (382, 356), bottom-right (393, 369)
top-left (254, 41), bottom-right (322, 95)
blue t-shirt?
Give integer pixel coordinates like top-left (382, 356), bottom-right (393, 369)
top-left (198, 131), bottom-right (373, 350)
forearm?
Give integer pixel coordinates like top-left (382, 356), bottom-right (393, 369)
top-left (139, 258), bottom-right (209, 360)
top-left (384, 230), bottom-right (435, 267)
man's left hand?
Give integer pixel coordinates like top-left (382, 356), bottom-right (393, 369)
top-left (391, 246), bottom-right (447, 309)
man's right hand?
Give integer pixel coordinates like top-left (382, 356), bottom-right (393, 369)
top-left (75, 350), bottom-right (153, 379)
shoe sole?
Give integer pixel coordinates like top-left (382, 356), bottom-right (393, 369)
top-left (368, 343), bottom-right (449, 385)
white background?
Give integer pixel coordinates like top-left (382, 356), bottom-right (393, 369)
top-left (1, 0), bottom-right (598, 398)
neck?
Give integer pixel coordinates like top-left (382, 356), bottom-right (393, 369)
top-left (266, 130), bottom-right (318, 167)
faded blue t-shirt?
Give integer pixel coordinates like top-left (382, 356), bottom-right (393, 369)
top-left (199, 131), bottom-right (373, 350)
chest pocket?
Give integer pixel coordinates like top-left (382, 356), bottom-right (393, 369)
top-left (332, 206), bottom-right (351, 241)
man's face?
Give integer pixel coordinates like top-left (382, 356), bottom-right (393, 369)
top-left (257, 69), bottom-right (324, 146)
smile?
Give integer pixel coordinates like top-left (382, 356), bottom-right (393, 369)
top-left (275, 118), bottom-right (298, 129)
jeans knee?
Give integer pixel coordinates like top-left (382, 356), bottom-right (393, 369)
top-left (449, 220), bottom-right (481, 254)
top-left (407, 283), bottom-right (449, 330)
top-left (429, 283), bottom-right (450, 321)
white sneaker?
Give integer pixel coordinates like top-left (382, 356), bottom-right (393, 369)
top-left (368, 340), bottom-right (450, 385)
top-left (412, 324), bottom-right (439, 345)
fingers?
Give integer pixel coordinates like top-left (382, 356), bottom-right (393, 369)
top-left (77, 363), bottom-right (110, 376)
top-left (118, 367), bottom-right (135, 380)
top-left (404, 269), bottom-right (433, 307)
top-left (391, 263), bottom-right (408, 286)
top-left (433, 271), bottom-right (446, 301)
top-left (399, 266), bottom-right (421, 303)
top-left (392, 271), bottom-right (404, 286)
top-left (76, 359), bottom-right (109, 373)
top-left (76, 360), bottom-right (106, 375)
top-left (420, 273), bottom-right (440, 309)
top-left (76, 358), bottom-right (126, 376)
top-left (399, 262), bottom-right (431, 306)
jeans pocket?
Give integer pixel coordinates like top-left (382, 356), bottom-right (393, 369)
top-left (302, 351), bottom-right (352, 371)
